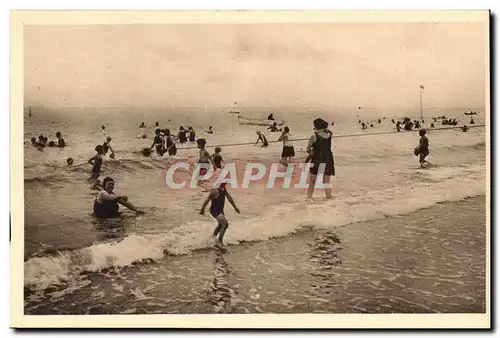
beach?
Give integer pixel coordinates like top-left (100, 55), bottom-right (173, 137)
top-left (24, 195), bottom-right (485, 314)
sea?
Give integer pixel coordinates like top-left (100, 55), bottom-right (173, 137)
top-left (22, 106), bottom-right (487, 314)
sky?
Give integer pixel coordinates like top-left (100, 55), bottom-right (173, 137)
top-left (24, 22), bottom-right (487, 110)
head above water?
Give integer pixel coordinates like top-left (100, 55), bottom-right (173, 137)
top-left (95, 145), bottom-right (104, 154)
top-left (102, 177), bottom-right (115, 192)
top-left (56, 131), bottom-right (62, 138)
top-left (197, 138), bottom-right (206, 148)
top-left (313, 118), bottom-right (329, 130)
top-left (66, 157), bottom-right (74, 166)
top-left (106, 136), bottom-right (112, 142)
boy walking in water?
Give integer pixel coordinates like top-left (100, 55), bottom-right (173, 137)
top-left (199, 182), bottom-right (240, 250)
top-left (417, 129), bottom-right (432, 168)
top-left (212, 147), bottom-right (224, 169)
top-left (88, 145), bottom-right (105, 190)
top-left (196, 139), bottom-right (217, 185)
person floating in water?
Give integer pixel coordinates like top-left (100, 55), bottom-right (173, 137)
top-left (255, 131), bottom-right (268, 147)
top-left (267, 113), bottom-right (275, 120)
top-left (268, 122), bottom-right (281, 132)
top-left (416, 129), bottom-right (432, 168)
top-left (93, 177), bottom-right (144, 218)
top-left (188, 127), bottom-right (196, 142)
top-left (56, 131), bottom-right (66, 148)
top-left (212, 147), bottom-right (224, 169)
top-left (199, 180), bottom-right (240, 250)
top-left (150, 129), bottom-right (165, 156)
top-left (88, 145), bottom-right (105, 189)
top-left (103, 136), bottom-right (115, 159)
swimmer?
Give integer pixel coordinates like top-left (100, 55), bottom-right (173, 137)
top-left (103, 136), bottom-right (115, 158)
top-left (164, 129), bottom-right (177, 156)
top-left (267, 122), bottom-right (281, 132)
top-left (188, 127), bottom-right (196, 142)
top-left (150, 129), bottom-right (165, 156)
top-left (66, 157), bottom-right (74, 166)
top-left (255, 131), bottom-right (268, 147)
top-left (417, 129), bottom-right (432, 168)
top-left (30, 137), bottom-right (43, 151)
top-left (56, 131), bottom-right (66, 148)
top-left (197, 139), bottom-right (217, 184)
top-left (139, 122), bottom-right (146, 128)
top-left (206, 126), bottom-right (213, 134)
top-left (212, 147), bottom-right (224, 169)
top-left (93, 177), bottom-right (144, 218)
top-left (88, 145), bottom-right (105, 189)
top-left (178, 126), bottom-right (188, 144)
top-left (199, 181), bottom-right (240, 250)
top-left (267, 113), bottom-right (275, 120)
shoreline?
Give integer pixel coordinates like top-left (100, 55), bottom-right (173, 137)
top-left (25, 194), bottom-right (486, 314)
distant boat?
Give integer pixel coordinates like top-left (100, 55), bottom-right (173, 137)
top-left (464, 111), bottom-right (478, 116)
top-left (227, 101), bottom-right (241, 114)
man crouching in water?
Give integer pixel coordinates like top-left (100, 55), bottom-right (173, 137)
top-left (199, 181), bottom-right (240, 250)
top-left (93, 177), bottom-right (144, 218)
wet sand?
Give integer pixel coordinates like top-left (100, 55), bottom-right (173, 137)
top-left (25, 195), bottom-right (486, 314)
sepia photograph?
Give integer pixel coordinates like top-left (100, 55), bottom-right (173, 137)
top-left (10, 10), bottom-right (490, 328)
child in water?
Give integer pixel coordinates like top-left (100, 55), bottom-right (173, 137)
top-left (199, 179), bottom-right (240, 250)
top-left (255, 131), bottom-right (268, 147)
top-left (212, 147), bottom-right (224, 169)
top-left (88, 145), bottom-right (105, 190)
top-left (197, 139), bottom-right (217, 186)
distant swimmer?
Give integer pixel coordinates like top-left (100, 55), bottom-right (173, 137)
top-left (212, 147), bottom-right (224, 169)
top-left (268, 122), bottom-right (281, 132)
top-left (155, 121), bottom-right (159, 127)
top-left (93, 177), bottom-right (144, 218)
top-left (278, 126), bottom-right (295, 165)
top-left (30, 137), bottom-right (43, 151)
top-left (430, 123), bottom-right (435, 128)
top-left (415, 129), bottom-right (432, 168)
top-left (56, 131), bottom-right (66, 148)
top-left (38, 135), bottom-right (47, 147)
top-left (163, 129), bottom-right (177, 156)
top-left (88, 145), bottom-right (105, 189)
top-left (378, 119), bottom-right (381, 124)
top-left (101, 125), bottom-right (106, 131)
top-left (188, 127), bottom-right (196, 142)
top-left (150, 128), bottom-right (166, 156)
top-left (255, 131), bottom-right (269, 147)
top-left (66, 157), bottom-right (74, 166)
top-left (470, 118), bottom-right (475, 125)
top-left (199, 180), bottom-right (240, 250)
top-left (206, 126), bottom-right (214, 134)
top-left (139, 122), bottom-right (146, 128)
top-left (267, 113), bottom-right (275, 120)
top-left (306, 118), bottom-right (334, 200)
top-left (396, 121), bottom-right (401, 132)
top-left (462, 125), bottom-right (468, 132)
top-left (178, 126), bottom-right (188, 144)
top-left (102, 136), bottom-right (115, 159)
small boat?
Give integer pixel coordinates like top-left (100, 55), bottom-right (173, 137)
top-left (237, 115), bottom-right (285, 126)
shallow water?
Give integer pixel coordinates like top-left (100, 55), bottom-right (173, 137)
top-left (24, 195), bottom-right (486, 314)
top-left (23, 106), bottom-right (486, 304)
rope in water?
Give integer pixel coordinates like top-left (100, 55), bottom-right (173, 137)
top-left (176, 124), bottom-right (486, 150)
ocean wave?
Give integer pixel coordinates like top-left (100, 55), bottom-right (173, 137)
top-left (24, 163), bottom-right (485, 291)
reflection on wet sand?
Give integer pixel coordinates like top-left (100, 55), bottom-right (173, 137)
top-left (308, 231), bottom-right (343, 296)
top-left (206, 250), bottom-right (235, 313)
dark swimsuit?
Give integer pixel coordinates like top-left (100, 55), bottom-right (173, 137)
top-left (213, 154), bottom-right (223, 169)
top-left (93, 194), bottom-right (120, 218)
top-left (166, 136), bottom-right (177, 156)
top-left (210, 189), bottom-right (226, 218)
top-left (91, 155), bottom-right (103, 177)
top-left (189, 131), bottom-right (196, 142)
top-left (310, 132), bottom-right (335, 176)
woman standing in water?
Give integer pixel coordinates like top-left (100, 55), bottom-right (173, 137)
top-left (306, 118), bottom-right (335, 200)
top-left (278, 126), bottom-right (295, 165)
